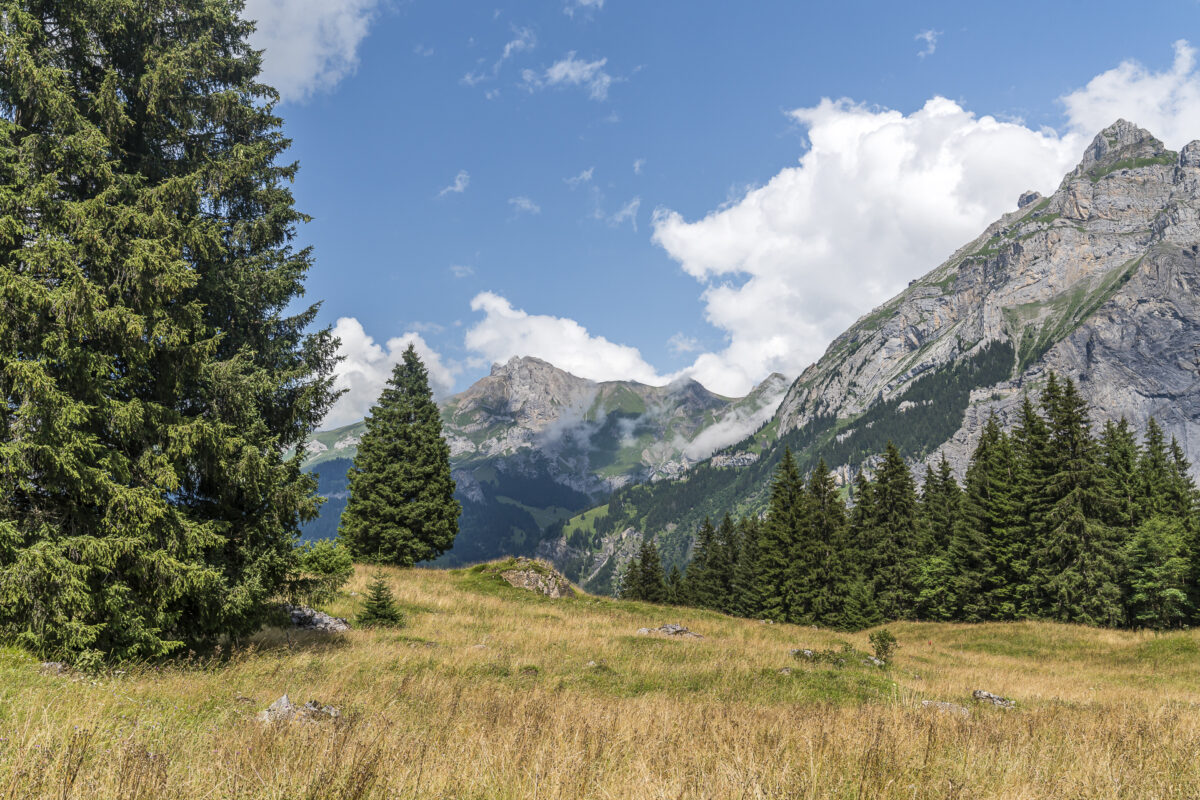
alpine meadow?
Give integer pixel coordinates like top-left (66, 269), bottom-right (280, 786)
top-left (3, 1), bottom-right (1200, 798)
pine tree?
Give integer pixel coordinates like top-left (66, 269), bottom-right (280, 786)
top-left (919, 456), bottom-right (961, 552)
top-left (682, 517), bottom-right (721, 608)
top-left (730, 516), bottom-right (763, 618)
top-left (624, 538), bottom-right (667, 603)
top-left (339, 346), bottom-right (460, 566)
top-left (665, 564), bottom-right (684, 605)
top-left (1033, 377), bottom-right (1122, 625)
top-left (1011, 392), bottom-right (1052, 614)
top-left (714, 514), bottom-right (741, 614)
top-left (0, 2), bottom-right (338, 661)
top-left (804, 460), bottom-right (856, 628)
top-left (1099, 419), bottom-right (1140, 539)
top-left (868, 442), bottom-right (923, 620)
top-left (757, 448), bottom-right (805, 621)
top-left (1136, 419), bottom-right (1173, 522)
top-left (1121, 517), bottom-right (1191, 629)
top-left (358, 573), bottom-right (405, 628)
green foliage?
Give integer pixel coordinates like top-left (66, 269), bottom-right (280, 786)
top-left (621, 539), bottom-right (667, 603)
top-left (339, 346), bottom-right (461, 566)
top-left (868, 629), bottom-right (898, 662)
top-left (1122, 517), bottom-right (1191, 629)
top-left (0, 0), bottom-right (338, 662)
top-left (291, 540), bottom-right (354, 606)
top-left (357, 573), bottom-right (405, 628)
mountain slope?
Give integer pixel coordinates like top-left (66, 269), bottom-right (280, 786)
top-left (298, 358), bottom-right (789, 563)
top-left (544, 120), bottom-right (1200, 587)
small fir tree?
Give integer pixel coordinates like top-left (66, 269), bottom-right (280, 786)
top-left (340, 346), bottom-right (461, 566)
top-left (358, 573), bottom-right (405, 628)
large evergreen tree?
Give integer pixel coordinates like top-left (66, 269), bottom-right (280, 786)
top-left (1033, 377), bottom-right (1122, 625)
top-left (339, 346), bottom-right (460, 566)
top-left (0, 1), bottom-right (338, 661)
top-left (867, 442), bottom-right (923, 619)
top-left (757, 448), bottom-right (805, 621)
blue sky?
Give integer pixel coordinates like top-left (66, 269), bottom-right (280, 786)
top-left (242, 0), bottom-right (1200, 427)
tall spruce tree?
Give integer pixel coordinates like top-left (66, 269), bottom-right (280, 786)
top-left (1033, 377), bottom-right (1122, 625)
top-left (803, 459), bottom-right (855, 628)
top-left (0, 1), bottom-right (338, 661)
top-left (339, 346), bottom-right (460, 565)
top-left (868, 442), bottom-right (923, 620)
top-left (730, 516), bottom-right (763, 618)
top-left (682, 517), bottom-right (721, 608)
top-left (757, 448), bottom-right (805, 621)
top-left (919, 456), bottom-right (961, 552)
top-left (1099, 419), bottom-right (1140, 539)
top-left (623, 538), bottom-right (667, 603)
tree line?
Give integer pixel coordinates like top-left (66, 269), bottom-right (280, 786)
top-left (622, 375), bottom-right (1199, 631)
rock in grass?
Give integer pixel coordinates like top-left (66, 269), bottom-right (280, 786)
top-left (922, 700), bottom-right (971, 718)
top-left (258, 695), bottom-right (341, 724)
top-left (637, 624), bottom-right (702, 638)
top-left (498, 557), bottom-right (574, 598)
top-left (285, 604), bottom-right (350, 633)
top-left (972, 690), bottom-right (1016, 708)
top-left (38, 661), bottom-right (68, 676)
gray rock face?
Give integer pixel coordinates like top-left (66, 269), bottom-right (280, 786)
top-left (771, 120), bottom-right (1200, 480)
top-left (637, 623), bottom-right (702, 638)
top-left (498, 558), bottom-right (575, 598)
top-left (285, 604), bottom-right (350, 633)
top-left (972, 689), bottom-right (1016, 708)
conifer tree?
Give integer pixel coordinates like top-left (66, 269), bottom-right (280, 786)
top-left (682, 517), bottom-right (721, 608)
top-left (920, 456), bottom-right (961, 551)
top-left (0, 1), bottom-right (338, 661)
top-left (804, 460), bottom-right (856, 628)
top-left (1011, 392), bottom-right (1052, 614)
top-left (1136, 419), bottom-right (1173, 522)
top-left (1099, 419), bottom-right (1140, 538)
top-left (1033, 377), bottom-right (1122, 625)
top-left (730, 516), bottom-right (763, 618)
top-left (757, 448), bottom-right (805, 621)
top-left (358, 573), bottom-right (405, 627)
top-left (339, 346), bottom-right (460, 566)
top-left (713, 514), bottom-right (740, 613)
top-left (868, 442), bottom-right (922, 619)
top-left (1121, 517), bottom-right (1191, 629)
top-left (665, 564), bottom-right (684, 605)
top-left (624, 538), bottom-right (667, 603)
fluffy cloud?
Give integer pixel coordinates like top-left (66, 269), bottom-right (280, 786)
top-left (465, 292), bottom-right (665, 385)
top-left (647, 41), bottom-right (1200, 396)
top-left (1061, 40), bottom-right (1200, 149)
top-left (439, 170), bottom-right (470, 197)
top-left (522, 53), bottom-right (614, 101)
top-left (565, 167), bottom-right (595, 187)
top-left (667, 333), bottom-right (702, 354)
top-left (324, 318), bottom-right (459, 429)
top-left (564, 0), bottom-right (604, 17)
top-left (243, 0), bottom-right (379, 102)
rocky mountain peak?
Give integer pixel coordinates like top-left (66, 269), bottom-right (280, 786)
top-left (1072, 119), bottom-right (1168, 176)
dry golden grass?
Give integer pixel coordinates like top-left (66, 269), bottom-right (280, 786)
top-left (2, 562), bottom-right (1199, 799)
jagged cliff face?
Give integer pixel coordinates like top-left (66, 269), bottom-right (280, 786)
top-left (774, 120), bottom-right (1200, 476)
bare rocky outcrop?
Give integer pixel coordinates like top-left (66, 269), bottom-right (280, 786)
top-left (285, 604), bottom-right (350, 633)
top-left (973, 690), bottom-right (1016, 708)
top-left (498, 557), bottom-right (575, 598)
top-left (637, 623), bottom-right (702, 638)
top-left (771, 120), bottom-right (1200, 480)
top-left (258, 695), bottom-right (342, 724)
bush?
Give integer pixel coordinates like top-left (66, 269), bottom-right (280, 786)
top-left (869, 629), bottom-right (898, 662)
top-left (291, 540), bottom-right (354, 606)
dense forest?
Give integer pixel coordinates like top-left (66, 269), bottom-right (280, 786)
top-left (564, 341), bottom-right (1019, 576)
top-left (622, 374), bottom-right (1199, 631)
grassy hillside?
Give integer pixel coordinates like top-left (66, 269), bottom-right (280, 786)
top-left (4, 564), bottom-right (1199, 799)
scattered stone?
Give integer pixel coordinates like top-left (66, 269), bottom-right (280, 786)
top-left (470, 643), bottom-right (488, 650)
top-left (38, 661), bottom-right (67, 676)
top-left (586, 660), bottom-right (598, 668)
top-left (760, 619), bottom-right (775, 625)
top-left (790, 649), bottom-right (815, 660)
top-left (863, 656), bottom-right (886, 668)
top-left (235, 695), bottom-right (255, 704)
top-left (778, 667), bottom-right (792, 676)
top-left (922, 700), bottom-right (971, 718)
top-left (972, 690), bottom-right (1016, 708)
top-left (257, 694), bottom-right (341, 724)
top-left (498, 557), bottom-right (575, 598)
top-left (285, 604), bottom-right (350, 633)
top-left (637, 624), bottom-right (702, 638)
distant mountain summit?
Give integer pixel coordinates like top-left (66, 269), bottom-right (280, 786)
top-left (540, 120), bottom-right (1200, 592)
top-left (299, 357), bottom-right (788, 563)
top-left (774, 119), bottom-right (1200, 475)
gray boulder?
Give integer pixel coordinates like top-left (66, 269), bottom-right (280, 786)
top-left (285, 604), bottom-right (350, 633)
top-left (972, 689), bottom-right (1016, 708)
top-left (637, 623), bottom-right (702, 638)
top-left (258, 694), bottom-right (342, 724)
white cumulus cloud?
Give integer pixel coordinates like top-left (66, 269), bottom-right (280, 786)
top-left (508, 195), bottom-right (541, 215)
top-left (243, 0), bottom-right (379, 103)
top-left (915, 29), bottom-right (941, 59)
top-left (564, 0), bottom-right (604, 17)
top-left (465, 292), bottom-right (666, 385)
top-left (646, 41), bottom-right (1200, 396)
top-left (1061, 39), bottom-right (1200, 149)
top-left (325, 318), bottom-right (460, 429)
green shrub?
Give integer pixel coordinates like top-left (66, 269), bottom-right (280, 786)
top-left (869, 629), bottom-right (898, 662)
top-left (290, 540), bottom-right (354, 606)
